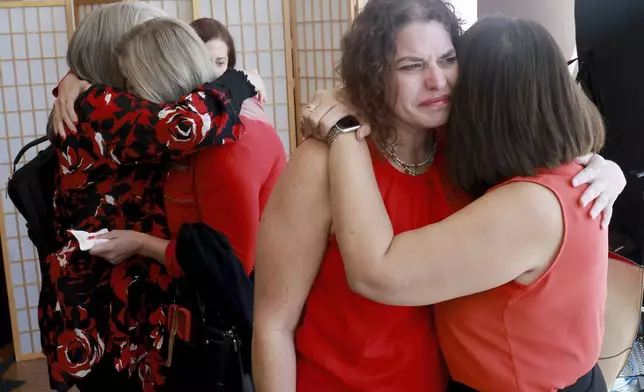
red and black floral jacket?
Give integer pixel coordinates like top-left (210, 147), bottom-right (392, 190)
top-left (40, 70), bottom-right (255, 392)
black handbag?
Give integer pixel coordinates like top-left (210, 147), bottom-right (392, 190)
top-left (162, 223), bottom-right (254, 392)
top-left (6, 135), bottom-right (58, 265)
top-left (162, 290), bottom-right (252, 392)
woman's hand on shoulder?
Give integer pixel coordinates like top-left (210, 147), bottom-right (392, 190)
top-left (244, 69), bottom-right (267, 103)
top-left (53, 72), bottom-right (91, 139)
top-left (573, 153), bottom-right (626, 229)
top-left (301, 88), bottom-right (371, 142)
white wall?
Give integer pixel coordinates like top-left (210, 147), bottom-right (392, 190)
top-left (477, 0), bottom-right (576, 59)
top-left (450, 0), bottom-right (478, 31)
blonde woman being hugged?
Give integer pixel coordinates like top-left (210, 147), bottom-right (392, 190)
top-left (86, 16), bottom-right (286, 389)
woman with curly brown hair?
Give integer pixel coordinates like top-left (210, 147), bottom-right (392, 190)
top-left (252, 1), bottom-right (470, 391)
top-left (252, 0), bottom-right (624, 391)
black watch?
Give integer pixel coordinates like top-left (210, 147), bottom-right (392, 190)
top-left (325, 116), bottom-right (361, 145)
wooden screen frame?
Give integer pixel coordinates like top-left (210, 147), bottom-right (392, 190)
top-left (0, 0), bottom-right (74, 361)
top-left (289, 0), bottom-right (361, 146)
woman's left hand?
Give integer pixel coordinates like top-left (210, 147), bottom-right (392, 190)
top-left (245, 69), bottom-right (267, 103)
top-left (573, 153), bottom-right (626, 229)
top-left (89, 230), bottom-right (144, 265)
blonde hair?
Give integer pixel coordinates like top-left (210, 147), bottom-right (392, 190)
top-left (116, 17), bottom-right (216, 103)
top-left (66, 2), bottom-right (166, 87)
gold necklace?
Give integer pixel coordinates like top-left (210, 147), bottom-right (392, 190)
top-left (375, 133), bottom-right (439, 176)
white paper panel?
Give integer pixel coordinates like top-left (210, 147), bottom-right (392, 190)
top-left (0, 5), bottom-right (67, 358)
top-left (77, 1), bottom-right (193, 24)
top-left (196, 0), bottom-right (292, 154)
top-left (294, 0), bottom-right (352, 118)
top-left (76, 3), bottom-right (106, 22)
top-left (139, 0), bottom-right (193, 22)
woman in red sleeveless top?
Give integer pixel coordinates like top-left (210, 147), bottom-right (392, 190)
top-left (253, 1), bottom-right (622, 391)
top-left (307, 15), bottom-right (610, 392)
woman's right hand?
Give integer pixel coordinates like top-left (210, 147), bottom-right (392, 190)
top-left (52, 72), bottom-right (91, 139)
top-left (301, 88), bottom-right (371, 142)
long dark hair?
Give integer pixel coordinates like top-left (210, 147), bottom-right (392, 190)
top-left (447, 15), bottom-right (605, 197)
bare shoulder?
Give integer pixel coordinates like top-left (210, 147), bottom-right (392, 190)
top-left (277, 138), bottom-right (329, 188)
top-left (262, 138), bottom-right (330, 212)
top-left (477, 181), bottom-right (564, 239)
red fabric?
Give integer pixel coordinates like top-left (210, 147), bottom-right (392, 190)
top-left (435, 163), bottom-right (608, 391)
top-left (294, 140), bottom-right (453, 392)
top-left (609, 250), bottom-right (637, 264)
top-left (41, 78), bottom-right (250, 392)
top-left (163, 115), bottom-right (286, 276)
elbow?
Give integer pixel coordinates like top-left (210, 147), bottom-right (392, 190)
top-left (344, 258), bottom-right (426, 306)
top-left (346, 277), bottom-right (379, 299)
top-left (344, 263), bottom-right (397, 304)
top-left (253, 319), bottom-right (296, 349)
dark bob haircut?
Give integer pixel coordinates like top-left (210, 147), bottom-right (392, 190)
top-left (190, 17), bottom-right (236, 69)
top-left (447, 15), bottom-right (605, 197)
top-left (339, 0), bottom-right (462, 144)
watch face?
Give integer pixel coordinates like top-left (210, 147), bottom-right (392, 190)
top-left (335, 115), bottom-right (361, 132)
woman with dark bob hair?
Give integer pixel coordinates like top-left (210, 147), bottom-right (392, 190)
top-left (303, 12), bottom-right (611, 392)
top-left (254, 0), bottom-right (623, 390)
top-left (190, 17), bottom-right (267, 102)
top-left (191, 17), bottom-right (237, 73)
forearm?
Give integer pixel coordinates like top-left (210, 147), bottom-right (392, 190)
top-left (252, 328), bottom-right (297, 392)
top-left (328, 135), bottom-right (394, 283)
top-left (79, 70), bottom-right (255, 165)
top-left (137, 234), bottom-right (170, 264)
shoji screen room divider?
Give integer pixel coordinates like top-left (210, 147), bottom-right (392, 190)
top-left (0, 0), bottom-right (359, 361)
top-left (0, 0), bottom-right (74, 361)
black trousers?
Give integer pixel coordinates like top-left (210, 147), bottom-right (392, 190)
top-left (447, 364), bottom-right (607, 392)
top-left (73, 356), bottom-right (142, 392)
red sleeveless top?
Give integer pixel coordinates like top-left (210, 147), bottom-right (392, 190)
top-left (435, 163), bottom-right (608, 391)
top-left (295, 142), bottom-right (452, 391)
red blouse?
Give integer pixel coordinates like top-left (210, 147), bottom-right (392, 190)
top-left (435, 163), bottom-right (608, 391)
top-left (42, 71), bottom-right (254, 392)
top-left (162, 99), bottom-right (287, 276)
top-left (294, 140), bottom-right (453, 391)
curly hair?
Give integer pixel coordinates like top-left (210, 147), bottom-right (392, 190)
top-left (339, 0), bottom-right (462, 144)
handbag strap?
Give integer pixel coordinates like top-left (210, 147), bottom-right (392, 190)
top-left (12, 135), bottom-right (50, 173)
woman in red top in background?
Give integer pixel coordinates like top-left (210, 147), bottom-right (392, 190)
top-left (89, 18), bottom-right (286, 277)
top-left (254, 0), bottom-right (624, 391)
top-left (309, 15), bottom-right (609, 391)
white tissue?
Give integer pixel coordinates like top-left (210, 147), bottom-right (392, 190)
top-left (68, 229), bottom-right (110, 251)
